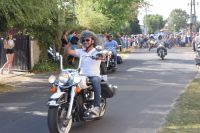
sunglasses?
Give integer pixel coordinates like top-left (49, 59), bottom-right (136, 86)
top-left (82, 39), bottom-right (91, 43)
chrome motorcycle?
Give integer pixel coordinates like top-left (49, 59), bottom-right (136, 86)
top-left (97, 46), bottom-right (118, 74)
top-left (47, 47), bottom-right (117, 133)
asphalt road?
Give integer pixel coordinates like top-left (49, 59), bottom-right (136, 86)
top-left (0, 47), bottom-right (197, 133)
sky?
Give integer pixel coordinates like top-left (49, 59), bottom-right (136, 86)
top-left (138, 0), bottom-right (200, 25)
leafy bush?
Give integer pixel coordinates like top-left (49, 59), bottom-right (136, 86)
top-left (31, 59), bottom-right (59, 73)
top-left (31, 56), bottom-right (80, 73)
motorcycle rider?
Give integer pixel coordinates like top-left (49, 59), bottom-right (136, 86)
top-left (148, 35), bottom-right (156, 51)
top-left (104, 34), bottom-right (119, 68)
top-left (65, 30), bottom-right (103, 117)
top-left (156, 35), bottom-right (167, 55)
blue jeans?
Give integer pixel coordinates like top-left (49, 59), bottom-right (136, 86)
top-left (112, 52), bottom-right (117, 66)
top-left (88, 76), bottom-right (101, 107)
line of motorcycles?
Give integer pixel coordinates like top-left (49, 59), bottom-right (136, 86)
top-left (47, 46), bottom-right (119, 133)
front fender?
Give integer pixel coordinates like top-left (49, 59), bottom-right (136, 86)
top-left (47, 92), bottom-right (65, 106)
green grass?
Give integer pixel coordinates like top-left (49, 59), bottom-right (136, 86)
top-left (160, 78), bottom-right (200, 133)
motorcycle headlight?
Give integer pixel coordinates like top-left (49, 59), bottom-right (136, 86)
top-left (58, 72), bottom-right (69, 83)
top-left (150, 41), bottom-right (154, 44)
top-left (73, 75), bottom-right (81, 84)
top-left (48, 75), bottom-right (56, 84)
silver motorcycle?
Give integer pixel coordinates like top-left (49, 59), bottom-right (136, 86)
top-left (97, 46), bottom-right (118, 74)
top-left (47, 47), bottom-right (117, 133)
top-left (157, 43), bottom-right (167, 60)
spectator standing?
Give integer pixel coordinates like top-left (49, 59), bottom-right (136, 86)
top-left (60, 30), bottom-right (68, 55)
top-left (61, 30), bottom-right (68, 47)
top-left (67, 30), bottom-right (77, 65)
top-left (0, 34), bottom-right (15, 74)
top-left (115, 32), bottom-right (123, 52)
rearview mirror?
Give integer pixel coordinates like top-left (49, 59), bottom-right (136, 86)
top-left (96, 45), bottom-right (103, 52)
top-left (47, 47), bottom-right (60, 61)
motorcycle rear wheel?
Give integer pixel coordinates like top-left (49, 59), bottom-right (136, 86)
top-left (48, 106), bottom-right (72, 133)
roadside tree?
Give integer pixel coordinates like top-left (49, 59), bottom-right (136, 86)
top-left (167, 9), bottom-right (189, 32)
top-left (143, 14), bottom-right (165, 34)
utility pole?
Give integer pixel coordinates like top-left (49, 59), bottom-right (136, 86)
top-left (143, 1), bottom-right (151, 35)
top-left (187, 0), bottom-right (197, 46)
top-left (190, 0), bottom-right (193, 36)
top-left (145, 6), bottom-right (148, 35)
top-left (192, 0), bottom-right (197, 33)
top-left (189, 0), bottom-right (198, 34)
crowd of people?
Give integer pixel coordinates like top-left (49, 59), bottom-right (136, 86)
top-left (121, 33), bottom-right (194, 49)
top-left (93, 32), bottom-right (196, 54)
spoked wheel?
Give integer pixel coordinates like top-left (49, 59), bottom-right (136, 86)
top-left (48, 106), bottom-right (72, 133)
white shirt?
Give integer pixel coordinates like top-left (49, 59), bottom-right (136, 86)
top-left (8, 39), bottom-right (14, 47)
top-left (75, 48), bottom-right (101, 77)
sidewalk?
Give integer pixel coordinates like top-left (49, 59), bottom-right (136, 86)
top-left (0, 71), bottom-right (35, 85)
top-left (0, 69), bottom-right (61, 88)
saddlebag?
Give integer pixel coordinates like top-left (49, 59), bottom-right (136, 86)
top-left (101, 82), bottom-right (116, 98)
top-left (117, 56), bottom-right (123, 64)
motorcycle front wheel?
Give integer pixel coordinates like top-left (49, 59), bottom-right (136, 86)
top-left (48, 106), bottom-right (72, 133)
top-left (161, 53), bottom-right (164, 60)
